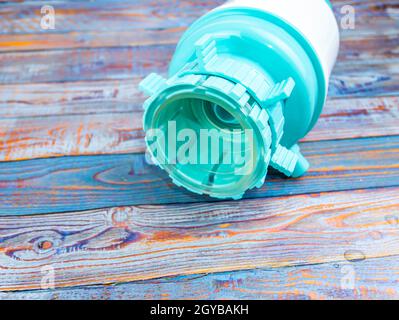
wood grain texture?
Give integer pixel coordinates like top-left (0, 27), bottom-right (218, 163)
top-left (1, 93), bottom-right (398, 161)
top-left (0, 29), bottom-right (183, 53)
top-left (1, 0), bottom-right (399, 299)
top-left (0, 0), bottom-right (225, 36)
top-left (1, 18), bottom-right (397, 59)
top-left (0, 1), bottom-right (398, 162)
top-left (0, 0), bottom-right (396, 39)
top-left (306, 96), bottom-right (399, 142)
top-left (0, 44), bottom-right (173, 84)
top-left (0, 108), bottom-right (144, 161)
top-left (0, 135), bottom-right (398, 215)
top-left (2, 256), bottom-right (399, 300)
top-left (0, 187), bottom-right (398, 291)
top-left (0, 79), bottom-right (143, 118)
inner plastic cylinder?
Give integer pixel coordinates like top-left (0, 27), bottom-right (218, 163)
top-left (145, 90), bottom-right (269, 198)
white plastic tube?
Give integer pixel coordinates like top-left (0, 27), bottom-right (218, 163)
top-left (218, 0), bottom-right (340, 90)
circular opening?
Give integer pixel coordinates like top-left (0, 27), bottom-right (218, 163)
top-left (146, 93), bottom-right (267, 198)
top-left (209, 103), bottom-right (239, 127)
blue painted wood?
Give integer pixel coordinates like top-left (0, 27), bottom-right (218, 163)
top-left (0, 136), bottom-right (398, 215)
top-left (1, 186), bottom-right (398, 292)
top-left (1, 256), bottom-right (399, 300)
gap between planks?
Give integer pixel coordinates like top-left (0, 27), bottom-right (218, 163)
top-left (0, 186), bottom-right (398, 292)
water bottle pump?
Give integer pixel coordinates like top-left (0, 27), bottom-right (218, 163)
top-left (139, 0), bottom-right (340, 199)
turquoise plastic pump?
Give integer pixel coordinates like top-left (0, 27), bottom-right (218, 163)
top-left (139, 1), bottom-right (339, 200)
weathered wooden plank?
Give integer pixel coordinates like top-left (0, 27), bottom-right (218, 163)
top-left (2, 255), bottom-right (399, 300)
top-left (338, 33), bottom-right (399, 63)
top-left (1, 29), bottom-right (398, 83)
top-left (1, 94), bottom-right (398, 162)
top-left (0, 110), bottom-right (144, 161)
top-left (306, 96), bottom-right (399, 142)
top-left (0, 0), bottom-right (398, 34)
top-left (0, 29), bottom-right (184, 52)
top-left (330, 60), bottom-right (399, 97)
top-left (333, 0), bottom-right (399, 29)
top-left (0, 1), bottom-right (397, 96)
top-left (1, 80), bottom-right (398, 121)
top-left (0, 31), bottom-right (399, 89)
top-left (0, 0), bottom-right (395, 38)
top-left (0, 0), bottom-right (396, 298)
top-left (0, 0), bottom-right (225, 35)
top-left (0, 187), bottom-right (398, 291)
top-left (1, 37), bottom-right (398, 97)
top-left (0, 79), bottom-right (143, 118)
top-left (1, 21), bottom-right (397, 55)
top-left (0, 135), bottom-right (398, 215)
top-left (0, 44), bottom-right (173, 84)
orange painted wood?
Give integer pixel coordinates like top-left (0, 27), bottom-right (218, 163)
top-left (0, 187), bottom-right (398, 291)
top-left (0, 29), bottom-right (184, 52)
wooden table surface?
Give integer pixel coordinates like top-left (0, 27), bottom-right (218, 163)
top-left (0, 0), bottom-right (398, 300)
